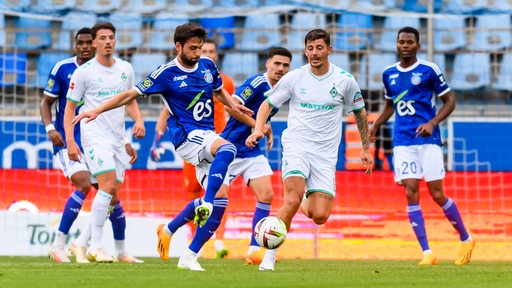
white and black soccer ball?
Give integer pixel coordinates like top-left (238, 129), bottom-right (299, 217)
top-left (254, 216), bottom-right (287, 250)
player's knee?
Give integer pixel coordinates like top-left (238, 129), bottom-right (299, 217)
top-left (283, 196), bottom-right (301, 212)
top-left (75, 182), bottom-right (92, 195)
top-left (312, 214), bottom-right (329, 225)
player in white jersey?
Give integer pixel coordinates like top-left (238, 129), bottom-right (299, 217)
top-left (369, 26), bottom-right (475, 266)
top-left (246, 29), bottom-right (373, 270)
top-left (64, 22), bottom-right (145, 263)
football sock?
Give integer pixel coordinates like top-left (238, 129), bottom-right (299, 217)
top-left (90, 190), bottom-right (112, 250)
top-left (189, 198), bottom-right (228, 253)
top-left (109, 200), bottom-right (126, 240)
top-left (251, 201), bottom-right (271, 247)
top-left (204, 144), bottom-right (236, 203)
top-left (441, 198), bottom-right (470, 241)
top-left (168, 198), bottom-right (200, 233)
top-left (407, 204), bottom-right (430, 251)
top-left (75, 221), bottom-right (91, 247)
top-left (58, 190), bottom-right (86, 235)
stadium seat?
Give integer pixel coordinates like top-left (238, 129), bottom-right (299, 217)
top-left (36, 52), bottom-right (71, 88)
top-left (130, 52), bottom-right (167, 82)
top-left (0, 15), bottom-right (5, 48)
top-left (174, 0), bottom-right (213, 11)
top-left (287, 12), bottom-right (327, 51)
top-left (30, 0), bottom-right (75, 14)
top-left (14, 17), bottom-right (52, 50)
top-left (335, 12), bottom-right (373, 51)
top-left (75, 0), bottom-right (122, 14)
top-left (468, 14), bottom-right (512, 51)
top-left (401, 0), bottom-right (442, 12)
top-left (493, 53), bottom-right (512, 91)
top-left (53, 11), bottom-right (97, 51)
top-left (200, 17), bottom-right (236, 49)
top-left (290, 52), bottom-right (305, 70)
top-left (358, 53), bottom-right (397, 91)
top-left (450, 53), bottom-right (490, 91)
top-left (319, 0), bottom-right (350, 9)
top-left (375, 16), bottom-right (420, 52)
top-left (417, 53), bottom-right (446, 73)
top-left (444, 0), bottom-right (487, 14)
top-left (488, 0), bottom-right (512, 13)
top-left (217, 0), bottom-right (257, 9)
top-left (0, 0), bottom-right (30, 11)
top-left (107, 13), bottom-right (144, 51)
top-left (330, 53), bottom-right (350, 71)
top-left (119, 0), bottom-right (167, 14)
top-left (433, 16), bottom-right (466, 52)
top-left (145, 14), bottom-right (189, 51)
top-left (237, 13), bottom-right (282, 51)
top-left (222, 52), bottom-right (259, 87)
top-left (0, 52), bottom-right (28, 86)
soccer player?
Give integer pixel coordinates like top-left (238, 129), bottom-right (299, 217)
top-left (220, 47), bottom-right (292, 269)
top-left (369, 26), bottom-right (475, 266)
top-left (64, 22), bottom-right (145, 263)
top-left (150, 38), bottom-right (235, 259)
top-left (42, 27), bottom-right (141, 264)
top-left (72, 22), bottom-right (252, 271)
top-left (246, 29), bottom-right (373, 270)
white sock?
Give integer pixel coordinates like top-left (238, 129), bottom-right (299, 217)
top-left (423, 249), bottom-right (433, 255)
top-left (115, 240), bottom-right (126, 256)
top-left (163, 225), bottom-right (173, 236)
top-left (90, 190), bottom-right (112, 250)
top-left (262, 248), bottom-right (277, 262)
top-left (184, 248), bottom-right (197, 258)
top-left (247, 245), bottom-right (260, 255)
top-left (52, 231), bottom-right (67, 247)
top-left (75, 221), bottom-right (91, 247)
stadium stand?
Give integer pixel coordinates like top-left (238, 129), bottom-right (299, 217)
top-left (451, 53), bottom-right (491, 91)
top-left (0, 52), bottom-right (27, 87)
top-left (358, 52), bottom-right (397, 91)
top-left (119, 0), bottom-right (167, 15)
top-left (401, 0), bottom-right (442, 12)
top-left (237, 13), bottom-right (282, 51)
top-left (1, 0), bottom-right (31, 11)
top-left (221, 52), bottom-right (259, 87)
top-left (174, 0), bottom-right (213, 11)
top-left (287, 12), bottom-right (327, 51)
top-left (144, 14), bottom-right (188, 51)
top-left (334, 12), bottom-right (373, 51)
top-left (36, 52), bottom-right (70, 88)
top-left (74, 0), bottom-right (123, 14)
top-left (468, 14), bottom-right (512, 51)
top-left (444, 0), bottom-right (487, 14)
top-left (290, 52), bottom-right (305, 70)
top-left (30, 0), bottom-right (76, 14)
top-left (13, 16), bottom-right (52, 50)
top-left (493, 52), bottom-right (512, 91)
top-left (0, 14), bottom-right (5, 48)
top-left (330, 52), bottom-right (350, 72)
top-left (375, 15), bottom-right (420, 52)
top-left (106, 13), bottom-right (144, 50)
top-left (130, 52), bottom-right (167, 82)
top-left (200, 17), bottom-right (236, 50)
top-left (53, 11), bottom-right (97, 51)
top-left (433, 16), bottom-right (467, 52)
top-left (217, 0), bottom-right (258, 8)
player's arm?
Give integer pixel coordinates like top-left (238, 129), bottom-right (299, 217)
top-left (226, 98), bottom-right (273, 149)
top-left (63, 100), bottom-right (81, 161)
top-left (72, 88), bottom-right (140, 124)
top-left (213, 88), bottom-right (253, 117)
top-left (40, 95), bottom-right (64, 147)
top-left (416, 91), bottom-right (455, 138)
top-left (354, 107), bottom-right (373, 175)
top-left (369, 99), bottom-right (395, 142)
top-left (246, 100), bottom-right (273, 149)
top-left (125, 99), bottom-right (146, 139)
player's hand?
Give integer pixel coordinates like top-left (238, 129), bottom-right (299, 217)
top-left (246, 130), bottom-right (264, 148)
top-left (231, 103), bottom-right (254, 117)
top-left (415, 122), bottom-right (434, 138)
top-left (72, 109), bottom-right (99, 124)
top-left (67, 141), bottom-right (82, 162)
top-left (368, 124), bottom-right (378, 143)
top-left (150, 131), bottom-right (165, 162)
top-left (360, 148), bottom-right (373, 175)
top-left (125, 143), bottom-right (138, 164)
top-left (263, 123), bottom-right (273, 151)
top-left (48, 130), bottom-right (65, 147)
top-left (132, 120), bottom-right (146, 139)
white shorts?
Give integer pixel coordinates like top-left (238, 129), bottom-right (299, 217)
top-left (393, 144), bottom-right (445, 183)
top-left (54, 149), bottom-right (97, 184)
top-left (176, 129), bottom-right (230, 189)
top-left (228, 155), bottom-right (273, 185)
top-left (281, 149), bottom-right (336, 198)
top-left (83, 143), bottom-right (127, 183)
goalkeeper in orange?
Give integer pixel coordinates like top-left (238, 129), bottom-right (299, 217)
top-left (150, 38), bottom-right (235, 258)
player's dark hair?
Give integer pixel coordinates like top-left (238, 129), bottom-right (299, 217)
top-left (204, 38), bottom-right (217, 48)
top-left (397, 26), bottom-right (420, 43)
top-left (174, 22), bottom-right (207, 47)
top-left (267, 47), bottom-right (292, 61)
top-left (304, 28), bottom-right (330, 47)
top-left (91, 22), bottom-right (116, 39)
top-left (75, 27), bottom-right (91, 40)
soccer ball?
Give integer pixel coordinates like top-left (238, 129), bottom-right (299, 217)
top-left (254, 216), bottom-right (287, 250)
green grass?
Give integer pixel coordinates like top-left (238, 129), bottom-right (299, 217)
top-left (0, 257), bottom-right (511, 288)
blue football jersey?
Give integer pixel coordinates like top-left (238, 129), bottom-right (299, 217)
top-left (134, 57), bottom-right (222, 148)
top-left (382, 59), bottom-right (450, 147)
top-left (43, 56), bottom-right (82, 154)
top-left (221, 73), bottom-right (277, 158)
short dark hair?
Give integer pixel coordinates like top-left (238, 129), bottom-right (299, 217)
top-left (91, 22), bottom-right (116, 39)
top-left (267, 47), bottom-right (292, 61)
top-left (304, 28), bottom-right (330, 47)
top-left (397, 26), bottom-right (420, 43)
top-left (75, 27), bottom-right (91, 40)
top-left (204, 38), bottom-right (217, 48)
top-left (174, 22), bottom-right (207, 47)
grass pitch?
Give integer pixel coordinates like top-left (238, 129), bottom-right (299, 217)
top-left (0, 257), bottom-right (510, 288)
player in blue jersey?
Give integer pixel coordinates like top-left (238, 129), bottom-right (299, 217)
top-left (369, 26), bottom-right (475, 266)
top-left (72, 22), bottom-right (252, 271)
top-left (41, 27), bottom-right (142, 264)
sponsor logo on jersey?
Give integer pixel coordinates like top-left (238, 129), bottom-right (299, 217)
top-left (69, 82), bottom-right (75, 90)
top-left (143, 78), bottom-right (153, 88)
top-left (173, 75), bottom-right (187, 81)
top-left (353, 91), bottom-right (363, 103)
top-left (300, 88), bottom-right (306, 95)
top-left (300, 103), bottom-right (335, 110)
top-left (179, 81), bottom-right (187, 88)
top-left (46, 79), bottom-right (55, 90)
top-left (242, 87), bottom-right (253, 99)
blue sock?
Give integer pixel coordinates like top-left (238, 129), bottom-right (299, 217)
top-left (58, 190), bottom-right (86, 234)
top-left (189, 198), bottom-right (228, 253)
top-left (109, 201), bottom-right (126, 241)
top-left (407, 204), bottom-right (430, 251)
top-left (204, 144), bottom-right (236, 203)
top-left (167, 198), bottom-right (200, 233)
top-left (251, 201), bottom-right (271, 247)
top-left (442, 198), bottom-right (470, 241)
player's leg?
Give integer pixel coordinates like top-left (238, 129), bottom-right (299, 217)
top-left (183, 161), bottom-right (202, 237)
top-left (214, 209), bottom-right (229, 258)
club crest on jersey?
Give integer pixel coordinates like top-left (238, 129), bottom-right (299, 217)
top-left (330, 86), bottom-right (338, 98)
top-left (411, 73), bottom-right (422, 85)
top-left (204, 72), bottom-right (213, 83)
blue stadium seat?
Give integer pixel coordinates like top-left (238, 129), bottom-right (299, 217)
top-left (433, 16), bottom-right (466, 52)
top-left (444, 0), bottom-right (487, 14)
top-left (119, 0), bottom-right (167, 14)
top-left (130, 52), bottom-right (168, 82)
top-left (30, 0), bottom-right (76, 14)
top-left (0, 0), bottom-right (30, 11)
top-left (14, 17), bottom-right (52, 49)
top-left (217, 0), bottom-right (257, 8)
top-left (0, 52), bottom-right (28, 86)
top-left (36, 52), bottom-right (71, 88)
top-left (174, 0), bottom-right (213, 11)
top-left (401, 0), bottom-right (442, 12)
top-left (145, 14), bottom-right (188, 51)
top-left (330, 53), bottom-right (350, 71)
top-left (0, 15), bottom-right (5, 48)
top-left (238, 13), bottom-right (282, 51)
top-left (200, 17), bottom-right (236, 49)
top-left (107, 13), bottom-right (144, 51)
top-left (53, 12), bottom-right (97, 51)
top-left (493, 53), bottom-right (512, 90)
top-left (335, 12), bottom-right (373, 51)
top-left (287, 12), bottom-right (327, 51)
top-left (450, 53), bottom-right (490, 90)
top-left (468, 14), bottom-right (512, 51)
top-left (358, 53), bottom-right (397, 91)
top-left (222, 52), bottom-right (259, 87)
top-left (488, 0), bottom-right (512, 13)
top-left (75, 0), bottom-right (122, 14)
top-left (375, 16), bottom-right (420, 52)
top-left (319, 0), bottom-right (350, 9)
top-left (290, 52), bottom-right (305, 70)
